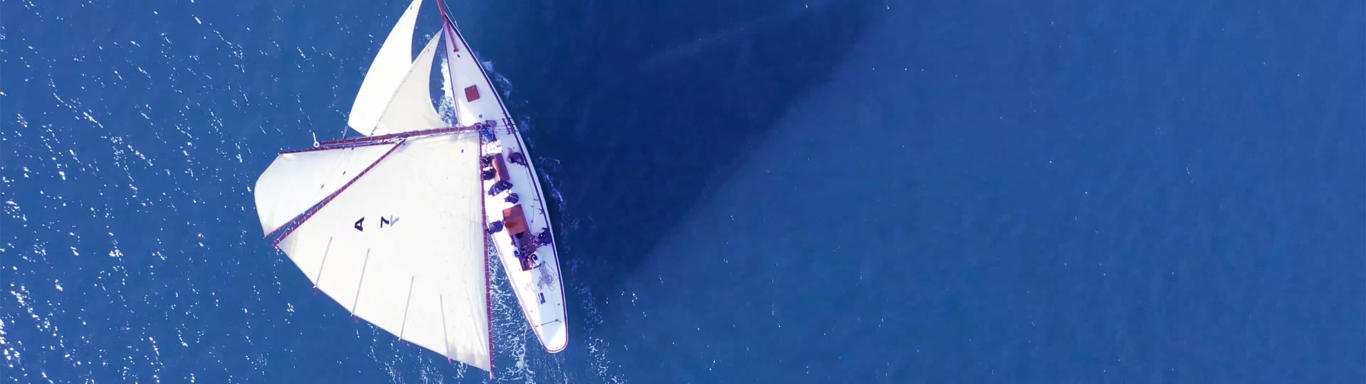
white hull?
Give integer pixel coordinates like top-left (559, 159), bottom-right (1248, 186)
top-left (478, 127), bottom-right (568, 353)
top-left (439, 12), bottom-right (568, 352)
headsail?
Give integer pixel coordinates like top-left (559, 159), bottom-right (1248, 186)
top-left (265, 133), bottom-right (492, 370)
top-left (348, 0), bottom-right (425, 135)
top-left (370, 33), bottom-right (448, 136)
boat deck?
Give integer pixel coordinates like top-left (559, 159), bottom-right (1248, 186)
top-left (478, 123), bottom-right (567, 352)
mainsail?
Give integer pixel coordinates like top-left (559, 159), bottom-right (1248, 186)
top-left (262, 133), bottom-right (492, 370)
top-left (347, 0), bottom-right (425, 135)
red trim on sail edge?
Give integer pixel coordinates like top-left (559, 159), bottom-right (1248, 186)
top-left (271, 143), bottom-right (403, 247)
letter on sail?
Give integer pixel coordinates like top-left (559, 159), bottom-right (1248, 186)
top-left (259, 133), bottom-right (492, 370)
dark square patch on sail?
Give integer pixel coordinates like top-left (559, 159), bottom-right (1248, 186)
top-left (465, 85), bottom-right (480, 102)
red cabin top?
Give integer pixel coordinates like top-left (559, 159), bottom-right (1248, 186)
top-left (502, 205), bottom-right (527, 236)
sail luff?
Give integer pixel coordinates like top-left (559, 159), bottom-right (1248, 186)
top-left (348, 0), bottom-right (425, 135)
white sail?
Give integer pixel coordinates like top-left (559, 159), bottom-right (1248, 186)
top-left (348, 0), bottom-right (425, 136)
top-left (371, 33), bottom-right (448, 136)
top-left (253, 143), bottom-right (399, 236)
top-left (273, 133), bottom-right (491, 370)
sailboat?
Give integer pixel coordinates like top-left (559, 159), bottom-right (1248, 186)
top-left (251, 0), bottom-right (567, 373)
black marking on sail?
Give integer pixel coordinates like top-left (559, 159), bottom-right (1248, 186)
top-left (354, 217), bottom-right (365, 231)
top-left (380, 215), bottom-right (398, 228)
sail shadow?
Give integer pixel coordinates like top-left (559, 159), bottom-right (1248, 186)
top-left (468, 0), bottom-right (878, 306)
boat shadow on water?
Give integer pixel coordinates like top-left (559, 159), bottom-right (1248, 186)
top-left (467, 0), bottom-right (878, 309)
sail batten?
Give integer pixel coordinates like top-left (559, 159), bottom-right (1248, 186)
top-left (348, 0), bottom-right (425, 135)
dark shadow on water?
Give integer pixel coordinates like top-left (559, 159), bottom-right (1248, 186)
top-left (464, 0), bottom-right (877, 302)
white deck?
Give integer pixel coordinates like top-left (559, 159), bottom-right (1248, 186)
top-left (479, 129), bottom-right (568, 352)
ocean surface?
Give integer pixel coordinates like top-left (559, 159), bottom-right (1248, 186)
top-left (3, 0), bottom-right (1364, 382)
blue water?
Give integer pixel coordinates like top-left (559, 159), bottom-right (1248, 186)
top-left (3, 0), bottom-right (1363, 382)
